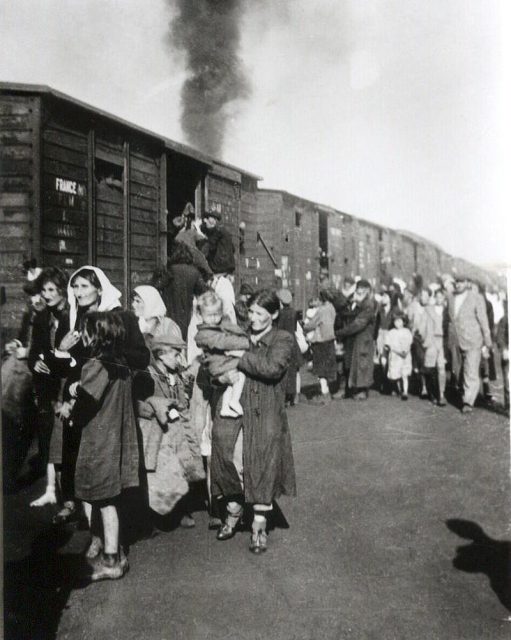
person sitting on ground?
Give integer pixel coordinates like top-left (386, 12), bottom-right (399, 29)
top-left (194, 291), bottom-right (250, 418)
top-left (384, 311), bottom-right (413, 400)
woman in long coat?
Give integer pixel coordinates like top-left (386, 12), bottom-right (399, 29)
top-left (211, 289), bottom-right (296, 554)
top-left (336, 280), bottom-right (376, 400)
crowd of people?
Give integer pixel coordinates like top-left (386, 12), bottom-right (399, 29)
top-left (1, 207), bottom-right (508, 584)
top-left (300, 273), bottom-right (508, 414)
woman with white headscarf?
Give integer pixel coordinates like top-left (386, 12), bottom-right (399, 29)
top-left (52, 267), bottom-right (149, 551)
top-left (131, 285), bottom-right (183, 344)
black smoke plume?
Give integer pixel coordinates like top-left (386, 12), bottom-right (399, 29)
top-left (169, 0), bottom-right (250, 158)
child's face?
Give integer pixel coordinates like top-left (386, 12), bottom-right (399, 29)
top-left (393, 317), bottom-right (404, 330)
top-left (131, 293), bottom-right (145, 318)
top-left (201, 307), bottom-right (222, 325)
top-left (158, 348), bottom-right (182, 371)
top-left (435, 291), bottom-right (445, 306)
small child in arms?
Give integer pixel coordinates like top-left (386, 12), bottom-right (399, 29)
top-left (194, 291), bottom-right (249, 418)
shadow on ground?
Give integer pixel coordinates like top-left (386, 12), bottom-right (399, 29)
top-left (446, 519), bottom-right (511, 612)
top-left (3, 526), bottom-right (89, 640)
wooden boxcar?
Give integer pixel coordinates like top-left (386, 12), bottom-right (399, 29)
top-left (242, 190), bottom-right (321, 311)
top-left (0, 83), bottom-right (262, 340)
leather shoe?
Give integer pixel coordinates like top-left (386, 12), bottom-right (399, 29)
top-left (216, 523), bottom-right (236, 541)
top-left (249, 531), bottom-right (268, 554)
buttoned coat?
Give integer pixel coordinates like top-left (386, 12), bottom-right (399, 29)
top-left (210, 327), bottom-right (296, 504)
top-left (447, 291), bottom-right (492, 351)
top-left (336, 296), bottom-right (376, 389)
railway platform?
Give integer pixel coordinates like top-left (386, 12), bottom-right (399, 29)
top-left (3, 383), bottom-right (509, 640)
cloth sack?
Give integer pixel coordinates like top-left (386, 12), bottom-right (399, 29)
top-left (1, 353), bottom-right (32, 419)
top-left (146, 432), bottom-right (189, 515)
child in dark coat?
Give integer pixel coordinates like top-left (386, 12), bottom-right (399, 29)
top-left (68, 311), bottom-right (139, 582)
top-left (194, 291), bottom-right (249, 418)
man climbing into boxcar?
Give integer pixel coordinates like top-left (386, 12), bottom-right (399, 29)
top-left (199, 210), bottom-right (236, 277)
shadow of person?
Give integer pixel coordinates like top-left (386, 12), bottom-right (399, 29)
top-left (4, 526), bottom-right (90, 640)
top-left (446, 519), bottom-right (511, 612)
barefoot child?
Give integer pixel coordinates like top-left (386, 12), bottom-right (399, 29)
top-left (194, 291), bottom-right (249, 418)
top-left (68, 311), bottom-right (139, 581)
top-left (384, 311), bottom-right (413, 400)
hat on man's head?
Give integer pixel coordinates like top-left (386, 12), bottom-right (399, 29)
top-left (454, 273), bottom-right (469, 282)
top-left (277, 288), bottom-right (293, 305)
top-left (204, 209), bottom-right (221, 221)
top-left (356, 278), bottom-right (371, 290)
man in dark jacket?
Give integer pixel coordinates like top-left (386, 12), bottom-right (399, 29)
top-left (335, 279), bottom-right (376, 400)
top-left (199, 210), bottom-right (236, 275)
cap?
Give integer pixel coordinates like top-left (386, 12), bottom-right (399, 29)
top-left (356, 279), bottom-right (371, 290)
top-left (203, 209), bottom-right (221, 221)
top-left (150, 329), bottom-right (186, 350)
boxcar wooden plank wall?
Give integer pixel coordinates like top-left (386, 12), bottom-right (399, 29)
top-left (241, 189), bottom-right (280, 290)
top-left (0, 94), bottom-right (40, 339)
top-left (129, 145), bottom-right (160, 288)
top-left (41, 111), bottom-right (89, 276)
top-left (283, 193), bottom-right (319, 312)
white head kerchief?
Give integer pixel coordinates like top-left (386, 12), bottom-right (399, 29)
top-left (68, 265), bottom-right (122, 330)
top-left (133, 285), bottom-right (167, 333)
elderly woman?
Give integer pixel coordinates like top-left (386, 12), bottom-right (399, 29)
top-left (210, 289), bottom-right (296, 554)
top-left (52, 266), bottom-right (149, 536)
top-left (131, 285), bottom-right (183, 343)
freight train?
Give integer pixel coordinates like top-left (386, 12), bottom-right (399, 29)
top-left (0, 82), bottom-right (501, 340)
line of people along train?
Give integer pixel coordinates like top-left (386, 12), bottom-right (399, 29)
top-left (1, 208), bottom-right (508, 582)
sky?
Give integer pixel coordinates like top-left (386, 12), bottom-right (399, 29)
top-left (0, 0), bottom-right (509, 267)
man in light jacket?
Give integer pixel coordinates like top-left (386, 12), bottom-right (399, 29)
top-left (447, 275), bottom-right (492, 413)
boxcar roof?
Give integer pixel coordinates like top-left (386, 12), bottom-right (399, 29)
top-left (0, 81), bottom-right (259, 180)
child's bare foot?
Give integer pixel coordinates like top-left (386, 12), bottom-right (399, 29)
top-left (30, 489), bottom-right (57, 507)
top-left (229, 400), bottom-right (244, 416)
top-left (85, 535), bottom-right (103, 560)
top-left (220, 407), bottom-right (241, 418)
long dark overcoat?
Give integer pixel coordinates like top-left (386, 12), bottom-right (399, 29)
top-left (336, 297), bottom-right (376, 389)
top-left (210, 327), bottom-right (297, 504)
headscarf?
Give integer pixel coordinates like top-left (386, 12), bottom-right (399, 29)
top-left (68, 265), bottom-right (122, 330)
top-left (133, 285), bottom-right (167, 333)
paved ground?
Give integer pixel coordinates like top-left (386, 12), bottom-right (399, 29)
top-left (3, 383), bottom-right (510, 640)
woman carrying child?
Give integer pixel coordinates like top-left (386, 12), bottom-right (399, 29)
top-left (69, 311), bottom-right (140, 581)
top-left (383, 311), bottom-right (413, 400)
top-left (211, 289), bottom-right (296, 554)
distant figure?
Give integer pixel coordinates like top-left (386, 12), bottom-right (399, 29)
top-left (447, 274), bottom-right (492, 413)
top-left (336, 279), bottom-right (376, 401)
top-left (199, 209), bottom-right (235, 275)
top-left (384, 311), bottom-right (413, 400)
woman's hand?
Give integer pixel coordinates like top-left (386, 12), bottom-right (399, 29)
top-left (68, 382), bottom-right (79, 398)
top-left (58, 331), bottom-right (81, 352)
top-left (225, 350), bottom-right (245, 358)
top-left (34, 359), bottom-right (51, 375)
